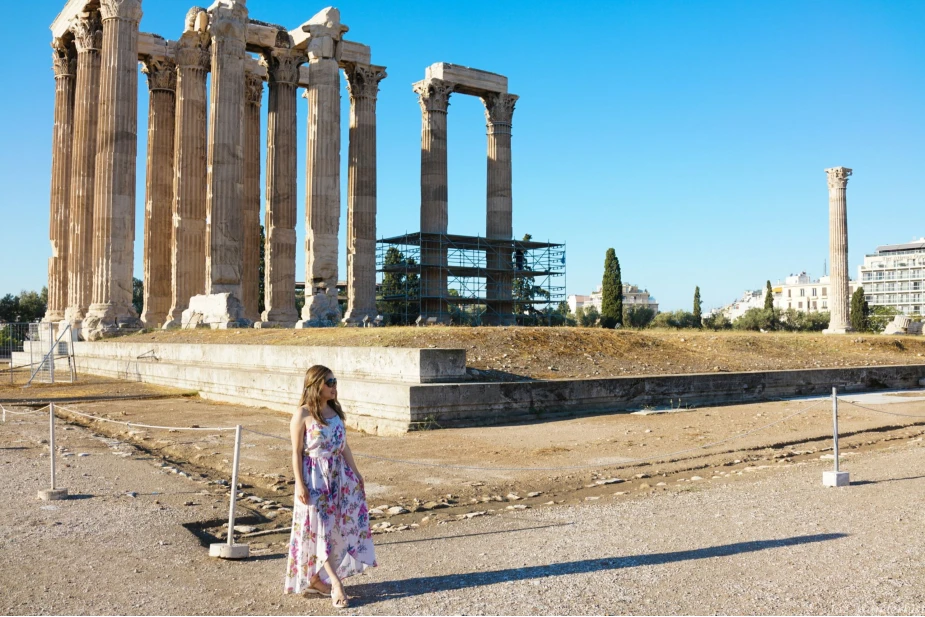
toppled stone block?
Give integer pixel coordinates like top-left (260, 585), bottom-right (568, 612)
top-left (180, 293), bottom-right (252, 329)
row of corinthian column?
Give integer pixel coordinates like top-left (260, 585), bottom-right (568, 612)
top-left (46, 1), bottom-right (386, 338)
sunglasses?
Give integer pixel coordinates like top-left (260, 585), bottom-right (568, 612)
top-left (324, 377), bottom-right (338, 387)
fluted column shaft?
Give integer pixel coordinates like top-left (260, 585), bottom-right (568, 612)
top-left (65, 13), bottom-right (103, 325)
top-left (343, 64), bottom-right (386, 323)
top-left (299, 53), bottom-right (342, 325)
top-left (413, 78), bottom-right (453, 320)
top-left (826, 166), bottom-right (853, 333)
top-left (139, 58), bottom-right (176, 327)
top-left (85, 0), bottom-right (143, 340)
top-left (164, 28), bottom-right (209, 327)
top-left (482, 92), bottom-right (518, 325)
top-left (46, 41), bottom-right (77, 323)
top-left (242, 71), bottom-right (263, 323)
top-left (260, 48), bottom-right (303, 325)
top-left (205, 0), bottom-right (247, 298)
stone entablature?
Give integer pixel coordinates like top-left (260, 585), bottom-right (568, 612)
top-left (46, 1), bottom-right (384, 337)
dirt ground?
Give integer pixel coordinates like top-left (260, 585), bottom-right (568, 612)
top-left (108, 327), bottom-right (925, 381)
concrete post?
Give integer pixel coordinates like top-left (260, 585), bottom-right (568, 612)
top-left (343, 64), bottom-right (387, 325)
top-left (824, 167), bottom-right (853, 334)
top-left (482, 92), bottom-right (518, 325)
top-left (139, 57), bottom-right (177, 328)
top-left (204, 0), bottom-right (248, 301)
top-left (46, 40), bottom-right (77, 324)
top-left (84, 0), bottom-right (144, 341)
top-left (163, 21), bottom-right (210, 329)
top-left (242, 70), bottom-right (264, 323)
top-left (64, 12), bottom-right (103, 330)
top-left (413, 78), bottom-right (453, 322)
top-left (297, 14), bottom-right (346, 327)
top-left (258, 45), bottom-right (304, 327)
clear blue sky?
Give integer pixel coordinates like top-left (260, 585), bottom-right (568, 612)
top-left (2, 0), bottom-right (923, 312)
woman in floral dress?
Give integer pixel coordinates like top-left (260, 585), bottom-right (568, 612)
top-left (284, 365), bottom-right (377, 609)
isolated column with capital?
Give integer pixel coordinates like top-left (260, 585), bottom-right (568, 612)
top-left (823, 166), bottom-right (853, 334)
top-left (242, 69), bottom-right (264, 323)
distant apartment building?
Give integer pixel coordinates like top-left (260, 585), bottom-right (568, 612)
top-left (567, 284), bottom-right (659, 314)
top-left (858, 238), bottom-right (925, 316)
top-left (719, 289), bottom-right (765, 321)
top-left (773, 272), bottom-right (857, 313)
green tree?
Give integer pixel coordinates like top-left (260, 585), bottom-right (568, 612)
top-left (693, 286), bottom-right (702, 327)
top-left (868, 305), bottom-right (900, 333)
top-left (0, 294), bottom-right (18, 322)
top-left (703, 311), bottom-right (732, 330)
top-left (623, 306), bottom-right (655, 328)
top-left (132, 278), bottom-right (143, 316)
top-left (512, 234), bottom-right (552, 325)
top-left (377, 247), bottom-right (420, 325)
top-left (600, 248), bottom-right (622, 329)
top-left (732, 308), bottom-right (778, 331)
top-left (764, 280), bottom-right (774, 311)
top-left (850, 287), bottom-right (869, 332)
top-left (18, 288), bottom-right (48, 323)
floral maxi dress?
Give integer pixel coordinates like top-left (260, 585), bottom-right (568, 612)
top-left (284, 414), bottom-right (377, 594)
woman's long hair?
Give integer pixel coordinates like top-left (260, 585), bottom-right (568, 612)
top-left (298, 365), bottom-right (345, 426)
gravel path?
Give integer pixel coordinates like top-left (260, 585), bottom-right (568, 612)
top-left (2, 410), bottom-right (924, 615)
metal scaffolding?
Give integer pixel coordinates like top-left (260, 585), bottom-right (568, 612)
top-left (376, 232), bottom-right (566, 326)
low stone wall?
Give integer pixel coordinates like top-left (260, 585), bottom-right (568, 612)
top-left (64, 341), bottom-right (925, 435)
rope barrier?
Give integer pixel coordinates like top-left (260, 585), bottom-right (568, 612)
top-left (1, 404), bottom-right (50, 418)
top-left (55, 404), bottom-right (237, 432)
top-left (243, 399), bottom-right (826, 472)
top-left (836, 397), bottom-right (925, 419)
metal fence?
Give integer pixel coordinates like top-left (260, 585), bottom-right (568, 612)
top-left (0, 322), bottom-right (76, 386)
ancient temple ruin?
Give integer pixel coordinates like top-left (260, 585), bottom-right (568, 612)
top-left (45, 0), bottom-right (384, 339)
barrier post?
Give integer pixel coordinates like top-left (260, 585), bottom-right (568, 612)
top-left (823, 387), bottom-right (850, 487)
top-left (38, 403), bottom-right (68, 500)
top-left (210, 425), bottom-right (249, 559)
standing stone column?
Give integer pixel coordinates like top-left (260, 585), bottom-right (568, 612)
top-left (139, 56), bottom-right (177, 328)
top-left (482, 92), bottom-right (518, 326)
top-left (196, 0), bottom-right (248, 327)
top-left (343, 64), bottom-right (386, 324)
top-left (45, 39), bottom-right (77, 324)
top-left (85, 0), bottom-right (143, 341)
top-left (824, 166), bottom-right (853, 334)
top-left (164, 19), bottom-right (210, 329)
top-left (242, 70), bottom-right (264, 323)
top-left (297, 17), bottom-right (345, 327)
top-left (412, 78), bottom-right (453, 321)
top-left (258, 44), bottom-right (304, 327)
top-left (64, 12), bottom-right (103, 329)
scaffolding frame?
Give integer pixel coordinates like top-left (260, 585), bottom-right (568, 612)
top-left (376, 231), bottom-right (566, 326)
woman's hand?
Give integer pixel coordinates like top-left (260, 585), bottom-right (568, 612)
top-left (355, 472), bottom-right (364, 489)
top-left (295, 482), bottom-right (309, 506)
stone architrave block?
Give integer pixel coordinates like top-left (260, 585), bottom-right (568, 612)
top-left (180, 293), bottom-right (252, 329)
top-left (426, 62), bottom-right (507, 95)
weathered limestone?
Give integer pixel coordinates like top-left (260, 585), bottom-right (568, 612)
top-left (204, 0), bottom-right (248, 308)
top-left (46, 39), bottom-right (77, 323)
top-left (64, 11), bottom-right (103, 328)
top-left (242, 70), bottom-right (263, 323)
top-left (139, 55), bottom-right (176, 328)
top-left (297, 8), bottom-right (347, 327)
top-left (482, 92), bottom-right (518, 325)
top-left (258, 40), bottom-right (304, 327)
top-left (84, 0), bottom-right (144, 341)
top-left (824, 166), bottom-right (853, 334)
top-left (413, 77), bottom-right (453, 320)
top-left (343, 63), bottom-right (386, 324)
top-left (164, 19), bottom-right (210, 329)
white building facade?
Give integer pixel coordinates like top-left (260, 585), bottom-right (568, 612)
top-left (773, 272), bottom-right (857, 313)
top-left (567, 284), bottom-right (658, 314)
top-left (859, 238), bottom-right (925, 316)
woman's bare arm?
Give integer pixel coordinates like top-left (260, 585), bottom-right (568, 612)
top-left (290, 408), bottom-right (309, 504)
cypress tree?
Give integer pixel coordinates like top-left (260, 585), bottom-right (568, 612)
top-left (600, 248), bottom-right (622, 329)
top-left (764, 280), bottom-right (774, 310)
top-left (693, 286), bottom-right (702, 327)
top-left (850, 286), bottom-right (869, 332)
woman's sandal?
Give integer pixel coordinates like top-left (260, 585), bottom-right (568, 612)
top-left (303, 579), bottom-right (332, 597)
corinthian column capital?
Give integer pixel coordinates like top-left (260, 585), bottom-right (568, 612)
top-left (345, 64), bottom-right (386, 102)
top-left (261, 47), bottom-right (305, 86)
top-left (413, 78), bottom-right (453, 114)
top-left (482, 92), bottom-right (518, 126)
top-left (245, 70), bottom-right (264, 105)
top-left (825, 166), bottom-right (853, 189)
top-left (141, 56), bottom-right (177, 92)
top-left (175, 30), bottom-right (210, 70)
top-left (69, 12), bottom-right (103, 53)
top-left (99, 0), bottom-right (143, 23)
top-left (51, 39), bottom-right (77, 77)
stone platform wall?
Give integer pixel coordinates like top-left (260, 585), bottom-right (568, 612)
top-left (61, 341), bottom-right (925, 435)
